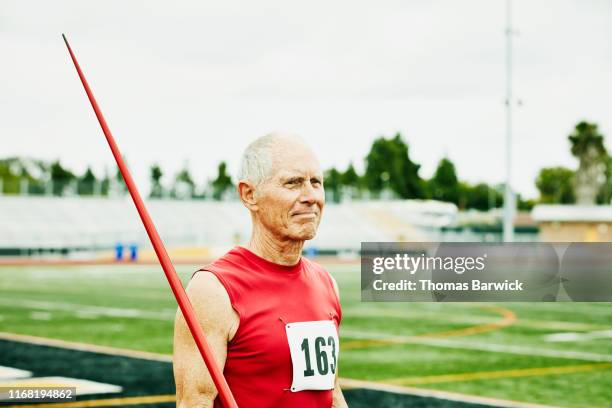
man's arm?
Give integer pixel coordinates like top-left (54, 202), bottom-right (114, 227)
top-left (333, 373), bottom-right (348, 408)
top-left (173, 272), bottom-right (239, 408)
top-left (329, 275), bottom-right (349, 408)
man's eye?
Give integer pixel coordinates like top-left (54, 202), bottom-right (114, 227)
top-left (311, 179), bottom-right (322, 186)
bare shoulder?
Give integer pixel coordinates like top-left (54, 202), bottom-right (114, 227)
top-left (187, 272), bottom-right (231, 307)
top-left (180, 272), bottom-right (239, 341)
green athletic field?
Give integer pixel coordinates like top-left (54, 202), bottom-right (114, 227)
top-left (0, 263), bottom-right (610, 407)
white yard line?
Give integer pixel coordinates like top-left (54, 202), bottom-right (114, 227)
top-left (0, 377), bottom-right (122, 398)
top-left (342, 329), bottom-right (612, 362)
top-left (0, 332), bottom-right (172, 362)
top-left (340, 378), bottom-right (560, 408)
top-left (0, 299), bottom-right (175, 321)
top-left (545, 330), bottom-right (612, 342)
top-left (0, 366), bottom-right (32, 380)
top-left (29, 312), bottom-right (53, 321)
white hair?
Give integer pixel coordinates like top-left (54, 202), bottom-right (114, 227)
top-left (238, 132), bottom-right (303, 185)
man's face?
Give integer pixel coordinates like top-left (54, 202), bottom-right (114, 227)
top-left (254, 144), bottom-right (325, 241)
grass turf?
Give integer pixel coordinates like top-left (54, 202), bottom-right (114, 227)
top-left (0, 263), bottom-right (610, 407)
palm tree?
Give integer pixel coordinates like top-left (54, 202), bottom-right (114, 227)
top-left (568, 121), bottom-right (607, 205)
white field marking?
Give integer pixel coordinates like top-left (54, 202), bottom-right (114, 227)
top-left (0, 377), bottom-right (122, 399)
top-left (29, 312), bottom-right (52, 321)
top-left (74, 310), bottom-right (100, 319)
top-left (341, 329), bottom-right (612, 362)
top-left (340, 378), bottom-right (560, 408)
top-left (0, 298), bottom-right (175, 321)
top-left (0, 366), bottom-right (32, 380)
top-left (345, 307), bottom-right (609, 332)
top-left (0, 332), bottom-right (172, 362)
top-left (545, 330), bottom-right (612, 342)
top-left (0, 285), bottom-right (176, 302)
top-left (544, 333), bottom-right (582, 342)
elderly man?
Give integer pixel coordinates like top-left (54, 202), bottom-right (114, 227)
top-left (173, 133), bottom-right (347, 407)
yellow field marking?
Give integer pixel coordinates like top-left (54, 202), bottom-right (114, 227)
top-left (385, 362), bottom-right (612, 386)
top-left (342, 338), bottom-right (401, 350)
top-left (1, 380), bottom-right (72, 388)
top-left (417, 304), bottom-right (516, 338)
top-left (3, 394), bottom-right (176, 408)
top-left (345, 306), bottom-right (610, 332)
top-left (342, 304), bottom-right (516, 350)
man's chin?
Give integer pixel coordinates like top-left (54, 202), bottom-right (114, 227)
top-left (288, 227), bottom-right (318, 241)
top-left (301, 231), bottom-right (317, 241)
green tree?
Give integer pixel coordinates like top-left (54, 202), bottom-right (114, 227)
top-left (113, 165), bottom-right (128, 195)
top-left (100, 167), bottom-right (111, 196)
top-left (341, 163), bottom-right (360, 189)
top-left (78, 167), bottom-right (97, 195)
top-left (364, 133), bottom-right (425, 199)
top-left (597, 155), bottom-right (612, 204)
top-left (50, 160), bottom-right (75, 196)
top-left (0, 158), bottom-right (48, 195)
top-left (212, 161), bottom-right (234, 200)
top-left (0, 158), bottom-right (21, 194)
top-left (517, 194), bottom-right (536, 211)
top-left (458, 182), bottom-right (503, 211)
top-left (569, 121), bottom-right (606, 159)
top-left (28, 160), bottom-right (48, 195)
top-left (467, 183), bottom-right (492, 211)
top-left (429, 157), bottom-right (459, 204)
top-left (173, 165), bottom-right (196, 199)
top-left (569, 121), bottom-right (607, 204)
top-left (324, 167), bottom-right (342, 203)
top-left (341, 162), bottom-right (362, 199)
top-left (149, 164), bottom-right (164, 198)
top-left (535, 167), bottom-right (575, 204)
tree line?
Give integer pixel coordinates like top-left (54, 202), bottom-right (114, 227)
top-left (323, 133), bottom-right (520, 211)
top-left (0, 158), bottom-right (234, 200)
top-left (1, 120), bottom-right (608, 208)
top-left (325, 120), bottom-right (611, 209)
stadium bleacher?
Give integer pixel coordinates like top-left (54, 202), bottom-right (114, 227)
top-left (0, 196), bottom-right (458, 256)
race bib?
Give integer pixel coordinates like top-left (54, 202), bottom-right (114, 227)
top-left (285, 320), bottom-right (339, 392)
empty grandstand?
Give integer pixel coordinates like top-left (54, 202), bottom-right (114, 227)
top-left (0, 196), bottom-right (458, 258)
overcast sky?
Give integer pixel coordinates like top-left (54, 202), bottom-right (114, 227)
top-left (2, 0), bottom-right (611, 198)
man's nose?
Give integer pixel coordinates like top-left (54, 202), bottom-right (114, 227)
top-left (299, 181), bottom-right (317, 204)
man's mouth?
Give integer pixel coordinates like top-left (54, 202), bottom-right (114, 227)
top-left (292, 212), bottom-right (318, 218)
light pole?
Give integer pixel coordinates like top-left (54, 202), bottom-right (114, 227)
top-left (503, 0), bottom-right (515, 242)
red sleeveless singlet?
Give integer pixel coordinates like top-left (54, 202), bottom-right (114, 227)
top-left (195, 246), bottom-right (342, 408)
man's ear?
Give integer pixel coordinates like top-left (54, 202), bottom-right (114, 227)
top-left (238, 180), bottom-right (258, 211)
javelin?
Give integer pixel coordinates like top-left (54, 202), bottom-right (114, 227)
top-left (62, 34), bottom-right (238, 408)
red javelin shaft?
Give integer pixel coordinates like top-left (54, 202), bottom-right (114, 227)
top-left (62, 34), bottom-right (238, 408)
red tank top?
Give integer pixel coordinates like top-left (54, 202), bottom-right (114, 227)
top-left (196, 246), bottom-right (342, 408)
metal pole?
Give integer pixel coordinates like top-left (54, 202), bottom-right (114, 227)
top-left (503, 0), bottom-right (515, 242)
